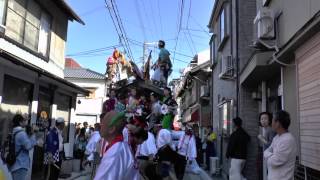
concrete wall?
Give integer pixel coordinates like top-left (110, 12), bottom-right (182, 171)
top-left (238, 0), bottom-right (256, 71)
top-left (283, 63), bottom-right (299, 153)
top-left (239, 86), bottom-right (259, 180)
top-left (257, 0), bottom-right (320, 47)
top-left (65, 78), bottom-right (106, 124)
top-left (209, 0), bottom-right (258, 178)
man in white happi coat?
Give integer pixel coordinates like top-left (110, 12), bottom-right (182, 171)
top-left (154, 125), bottom-right (177, 179)
top-left (264, 111), bottom-right (297, 180)
top-left (94, 111), bottom-right (138, 180)
top-left (85, 123), bottom-right (101, 162)
top-left (136, 131), bottom-right (157, 179)
top-left (175, 126), bottom-right (197, 180)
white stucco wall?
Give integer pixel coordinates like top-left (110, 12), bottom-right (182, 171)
top-left (65, 78), bottom-right (106, 124)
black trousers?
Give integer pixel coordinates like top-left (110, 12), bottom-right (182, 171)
top-left (174, 154), bottom-right (187, 180)
top-left (44, 160), bottom-right (62, 180)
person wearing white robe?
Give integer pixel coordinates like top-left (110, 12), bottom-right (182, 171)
top-left (137, 132), bottom-right (157, 158)
top-left (94, 111), bottom-right (138, 180)
top-left (85, 123), bottom-right (101, 161)
top-left (175, 127), bottom-right (197, 180)
top-left (136, 131), bottom-right (157, 180)
top-left (122, 126), bottom-right (129, 142)
top-left (264, 111), bottom-right (297, 180)
top-left (155, 127), bottom-right (177, 179)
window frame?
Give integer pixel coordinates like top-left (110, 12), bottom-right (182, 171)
top-left (4, 0), bottom-right (52, 60)
top-left (218, 6), bottom-right (229, 51)
top-left (0, 0), bottom-right (8, 27)
top-left (209, 34), bottom-right (217, 65)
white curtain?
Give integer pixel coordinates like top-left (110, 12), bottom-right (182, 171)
top-left (38, 12), bottom-right (50, 56)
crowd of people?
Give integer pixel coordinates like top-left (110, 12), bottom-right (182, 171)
top-left (93, 87), bottom-right (196, 180)
top-left (0, 100), bottom-right (297, 180)
top-left (226, 110), bottom-right (297, 180)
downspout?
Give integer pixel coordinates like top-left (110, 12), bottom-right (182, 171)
top-left (235, 0), bottom-right (240, 117)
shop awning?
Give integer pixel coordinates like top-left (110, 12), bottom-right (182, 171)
top-left (1, 50), bottom-right (89, 96)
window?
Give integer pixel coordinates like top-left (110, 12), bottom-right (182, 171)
top-left (85, 88), bottom-right (96, 99)
top-left (218, 7), bottom-right (229, 51)
top-left (0, 0), bottom-right (6, 26)
top-left (0, 75), bottom-right (33, 145)
top-left (210, 35), bottom-right (216, 64)
top-left (218, 100), bottom-right (233, 137)
top-left (5, 0), bottom-right (51, 56)
top-left (220, 9), bottom-right (225, 43)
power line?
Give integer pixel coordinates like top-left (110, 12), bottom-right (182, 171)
top-left (127, 38), bottom-right (194, 59)
top-left (134, 0), bottom-right (147, 40)
top-left (147, 0), bottom-right (160, 40)
top-left (105, 0), bottom-right (135, 61)
top-left (66, 44), bottom-right (121, 57)
top-left (190, 15), bottom-right (210, 36)
top-left (140, 0), bottom-right (155, 40)
top-left (182, 27), bottom-right (210, 35)
top-left (80, 5), bottom-right (105, 16)
top-left (183, 31), bottom-right (195, 55)
top-left (186, 0), bottom-right (191, 28)
top-left (111, 0), bottom-right (134, 59)
top-left (186, 29), bottom-right (197, 53)
top-left (157, 0), bottom-right (163, 38)
top-left (173, 0), bottom-right (185, 63)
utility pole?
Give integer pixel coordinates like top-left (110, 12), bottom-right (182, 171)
top-left (143, 41), bottom-right (158, 65)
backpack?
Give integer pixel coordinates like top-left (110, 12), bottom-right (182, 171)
top-left (5, 130), bottom-right (23, 166)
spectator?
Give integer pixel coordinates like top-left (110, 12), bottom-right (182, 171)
top-left (75, 128), bottom-right (87, 170)
top-left (205, 127), bottom-right (216, 171)
top-left (85, 123), bottom-right (101, 162)
top-left (194, 129), bottom-right (203, 165)
top-left (226, 117), bottom-right (250, 180)
top-left (264, 111), bottom-right (297, 180)
top-left (75, 123), bottom-right (81, 138)
top-left (258, 112), bottom-right (276, 150)
top-left (10, 114), bottom-right (37, 180)
top-left (44, 118), bottom-right (65, 180)
top-left (257, 112), bottom-right (276, 180)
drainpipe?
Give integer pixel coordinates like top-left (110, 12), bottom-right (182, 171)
top-left (235, 0), bottom-right (240, 117)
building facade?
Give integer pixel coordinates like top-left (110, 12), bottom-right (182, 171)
top-left (0, 0), bottom-right (86, 179)
top-left (251, 0), bottom-right (320, 178)
top-left (64, 58), bottom-right (107, 126)
top-left (208, 0), bottom-right (257, 178)
top-left (175, 50), bottom-right (212, 137)
top-left (209, 0), bottom-right (320, 179)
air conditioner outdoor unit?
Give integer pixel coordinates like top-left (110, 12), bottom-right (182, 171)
top-left (254, 8), bottom-right (275, 39)
top-left (200, 85), bottom-right (209, 97)
top-left (219, 55), bottom-right (234, 79)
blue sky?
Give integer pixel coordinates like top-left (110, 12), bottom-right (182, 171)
top-left (66, 0), bottom-right (214, 80)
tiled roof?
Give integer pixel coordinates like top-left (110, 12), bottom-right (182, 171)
top-left (65, 58), bottom-right (81, 68)
top-left (64, 68), bottom-right (105, 80)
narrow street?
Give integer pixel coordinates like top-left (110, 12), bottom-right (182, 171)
top-left (58, 168), bottom-right (220, 180)
top-left (1, 0), bottom-right (320, 180)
